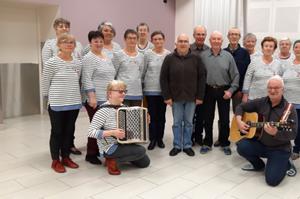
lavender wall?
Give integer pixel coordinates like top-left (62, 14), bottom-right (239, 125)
top-left (19, 0), bottom-right (176, 50)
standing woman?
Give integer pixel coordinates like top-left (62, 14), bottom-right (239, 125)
top-left (242, 36), bottom-right (282, 102)
top-left (113, 29), bottom-right (144, 106)
top-left (243, 33), bottom-right (262, 61)
top-left (42, 34), bottom-right (82, 173)
top-left (42, 18), bottom-right (83, 64)
top-left (143, 31), bottom-right (170, 150)
top-left (136, 22), bottom-right (154, 54)
top-left (82, 31), bottom-right (116, 164)
top-left (282, 40), bottom-right (300, 160)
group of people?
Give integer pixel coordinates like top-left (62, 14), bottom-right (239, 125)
top-left (41, 17), bottom-right (299, 186)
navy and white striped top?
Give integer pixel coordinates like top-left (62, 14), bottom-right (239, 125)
top-left (137, 41), bottom-right (154, 54)
top-left (83, 41), bottom-right (121, 59)
top-left (42, 38), bottom-right (83, 64)
top-left (143, 49), bottom-right (170, 95)
top-left (282, 61), bottom-right (300, 105)
top-left (88, 102), bottom-right (125, 156)
top-left (112, 50), bottom-right (144, 100)
top-left (42, 56), bottom-right (82, 111)
top-left (82, 51), bottom-right (116, 103)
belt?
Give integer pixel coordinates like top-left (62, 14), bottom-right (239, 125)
top-left (207, 85), bottom-right (229, 89)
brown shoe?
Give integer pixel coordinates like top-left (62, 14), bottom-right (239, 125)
top-left (51, 160), bottom-right (66, 173)
top-left (105, 158), bottom-right (121, 175)
top-left (62, 157), bottom-right (79, 169)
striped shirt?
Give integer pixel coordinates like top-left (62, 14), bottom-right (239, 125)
top-left (282, 61), bottom-right (300, 104)
top-left (42, 38), bottom-right (84, 64)
top-left (243, 57), bottom-right (282, 100)
top-left (137, 41), bottom-right (154, 54)
top-left (274, 53), bottom-right (295, 69)
top-left (143, 49), bottom-right (170, 95)
top-left (82, 51), bottom-right (116, 103)
top-left (83, 41), bottom-right (121, 59)
top-left (42, 56), bottom-right (82, 111)
top-left (113, 50), bottom-right (145, 100)
top-left (88, 102), bottom-right (125, 156)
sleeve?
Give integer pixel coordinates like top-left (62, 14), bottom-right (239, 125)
top-left (242, 60), bottom-right (256, 94)
top-left (160, 55), bottom-right (171, 100)
top-left (274, 107), bottom-right (298, 141)
top-left (82, 56), bottom-right (96, 93)
top-left (88, 109), bottom-right (108, 139)
top-left (142, 52), bottom-right (149, 83)
top-left (228, 56), bottom-right (240, 94)
top-left (42, 40), bottom-right (53, 65)
top-left (196, 56), bottom-right (207, 100)
top-left (42, 59), bottom-right (55, 97)
top-left (112, 52), bottom-right (121, 79)
top-left (74, 41), bottom-right (84, 60)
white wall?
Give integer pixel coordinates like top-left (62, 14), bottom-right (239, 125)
top-left (175, 0), bottom-right (194, 43)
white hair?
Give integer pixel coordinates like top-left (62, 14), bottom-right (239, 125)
top-left (267, 75), bottom-right (284, 87)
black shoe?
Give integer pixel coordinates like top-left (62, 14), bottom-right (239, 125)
top-left (169, 148), bottom-right (181, 156)
top-left (148, 140), bottom-right (156, 150)
top-left (213, 140), bottom-right (221, 147)
top-left (183, 148), bottom-right (195, 156)
top-left (70, 147), bottom-right (82, 155)
top-left (157, 140), bottom-right (165, 148)
top-left (85, 155), bottom-right (102, 165)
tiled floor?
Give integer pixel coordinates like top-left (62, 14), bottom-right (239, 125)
top-left (0, 107), bottom-right (300, 199)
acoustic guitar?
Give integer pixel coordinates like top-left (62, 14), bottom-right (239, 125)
top-left (229, 112), bottom-right (294, 143)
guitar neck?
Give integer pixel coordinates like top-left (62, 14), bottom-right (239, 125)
top-left (249, 122), bottom-right (280, 128)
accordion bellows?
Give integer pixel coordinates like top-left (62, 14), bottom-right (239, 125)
top-left (117, 107), bottom-right (149, 144)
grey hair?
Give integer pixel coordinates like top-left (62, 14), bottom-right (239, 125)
top-left (267, 75), bottom-right (284, 87)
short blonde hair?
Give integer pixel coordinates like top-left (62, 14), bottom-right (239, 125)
top-left (106, 80), bottom-right (127, 99)
top-left (57, 33), bottom-right (76, 47)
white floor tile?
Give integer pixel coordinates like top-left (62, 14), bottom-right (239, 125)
top-left (0, 180), bottom-right (25, 196)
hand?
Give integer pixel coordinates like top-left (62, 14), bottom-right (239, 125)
top-left (112, 129), bottom-right (125, 139)
top-left (164, 99), bottom-right (173, 106)
top-left (196, 99), bottom-right (203, 105)
top-left (88, 97), bottom-right (97, 109)
top-left (223, 90), bottom-right (232, 100)
top-left (264, 123), bottom-right (278, 136)
top-left (235, 91), bottom-right (243, 98)
top-left (147, 113), bottom-right (151, 124)
top-left (242, 94), bottom-right (248, 103)
top-left (236, 116), bottom-right (250, 134)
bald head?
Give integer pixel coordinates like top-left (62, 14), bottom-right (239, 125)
top-left (176, 33), bottom-right (190, 56)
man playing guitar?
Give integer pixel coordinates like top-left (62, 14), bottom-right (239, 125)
top-left (235, 75), bottom-right (298, 186)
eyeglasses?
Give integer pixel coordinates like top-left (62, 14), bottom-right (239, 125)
top-left (267, 86), bottom-right (282, 90)
top-left (60, 40), bottom-right (75, 45)
top-left (111, 90), bottom-right (127, 94)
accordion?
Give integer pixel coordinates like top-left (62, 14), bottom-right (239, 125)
top-left (117, 106), bottom-right (149, 144)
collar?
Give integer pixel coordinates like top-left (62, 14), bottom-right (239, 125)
top-left (267, 96), bottom-right (285, 109)
top-left (174, 49), bottom-right (192, 58)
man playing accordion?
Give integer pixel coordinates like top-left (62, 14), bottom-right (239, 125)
top-left (88, 80), bottom-right (150, 175)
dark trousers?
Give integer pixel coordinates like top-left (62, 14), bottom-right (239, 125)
top-left (146, 95), bottom-right (167, 141)
top-left (237, 139), bottom-right (290, 186)
top-left (192, 104), bottom-right (205, 144)
top-left (105, 144), bottom-right (150, 168)
top-left (203, 85), bottom-right (230, 147)
top-left (293, 109), bottom-right (300, 153)
top-left (123, 99), bottom-right (142, 107)
top-left (48, 106), bottom-right (79, 160)
top-left (85, 102), bottom-right (100, 157)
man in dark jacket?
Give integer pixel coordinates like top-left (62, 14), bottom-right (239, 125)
top-left (235, 75), bottom-right (298, 186)
top-left (160, 33), bottom-right (206, 157)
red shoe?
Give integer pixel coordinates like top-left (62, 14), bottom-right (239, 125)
top-left (51, 160), bottom-right (66, 173)
top-left (105, 158), bottom-right (121, 175)
top-left (62, 157), bottom-right (79, 169)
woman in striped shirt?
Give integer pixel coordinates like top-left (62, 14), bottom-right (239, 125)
top-left (113, 29), bottom-right (144, 106)
top-left (42, 34), bottom-right (82, 173)
top-left (82, 31), bottom-right (116, 165)
top-left (42, 18), bottom-right (83, 64)
top-left (242, 36), bottom-right (282, 101)
top-left (88, 80), bottom-right (150, 175)
top-left (282, 40), bottom-right (300, 160)
top-left (143, 31), bottom-right (170, 150)
top-left (136, 22), bottom-right (154, 54)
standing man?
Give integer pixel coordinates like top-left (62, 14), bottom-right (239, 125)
top-left (160, 34), bottom-right (206, 157)
top-left (200, 31), bottom-right (239, 155)
top-left (190, 25), bottom-right (209, 146)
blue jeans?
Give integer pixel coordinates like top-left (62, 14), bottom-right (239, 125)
top-left (172, 101), bottom-right (196, 149)
top-left (237, 139), bottom-right (290, 186)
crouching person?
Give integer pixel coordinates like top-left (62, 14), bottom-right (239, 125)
top-left (88, 80), bottom-right (150, 175)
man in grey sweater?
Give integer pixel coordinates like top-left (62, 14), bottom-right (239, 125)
top-left (160, 34), bottom-right (206, 157)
